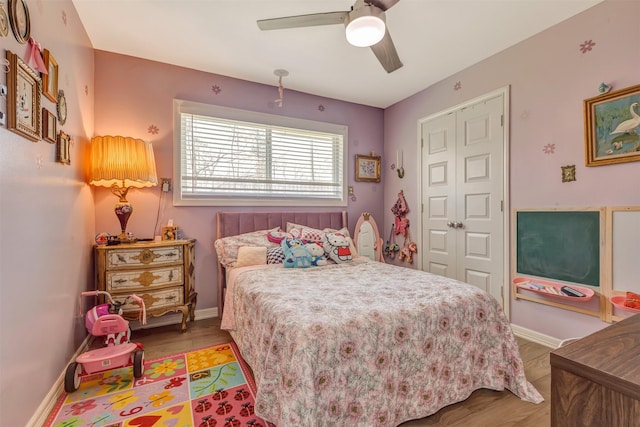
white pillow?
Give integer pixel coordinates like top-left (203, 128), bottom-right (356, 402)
top-left (235, 246), bottom-right (267, 267)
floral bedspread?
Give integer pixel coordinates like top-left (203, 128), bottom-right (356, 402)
top-left (222, 260), bottom-right (543, 426)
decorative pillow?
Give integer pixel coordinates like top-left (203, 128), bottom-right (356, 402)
top-left (305, 242), bottom-right (328, 266)
top-left (235, 246), bottom-right (267, 267)
top-left (267, 229), bottom-right (293, 244)
top-left (323, 231), bottom-right (353, 263)
top-left (281, 237), bottom-right (312, 268)
top-left (285, 222), bottom-right (307, 233)
top-left (301, 227), bottom-right (325, 243)
top-left (214, 227), bottom-right (280, 268)
top-left (267, 247), bottom-right (286, 264)
top-left (324, 227), bottom-right (358, 258)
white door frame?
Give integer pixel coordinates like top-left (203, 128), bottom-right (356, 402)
top-left (416, 86), bottom-right (511, 318)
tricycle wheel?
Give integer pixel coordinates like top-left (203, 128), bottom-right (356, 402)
top-left (133, 350), bottom-right (144, 378)
top-left (64, 362), bottom-right (82, 393)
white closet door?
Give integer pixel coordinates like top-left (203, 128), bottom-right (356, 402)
top-left (421, 113), bottom-right (457, 278)
top-left (421, 94), bottom-right (505, 306)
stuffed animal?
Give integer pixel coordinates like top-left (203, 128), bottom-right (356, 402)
top-left (281, 237), bottom-right (312, 268)
top-left (323, 232), bottom-right (352, 263)
top-left (399, 242), bottom-right (418, 264)
top-left (306, 242), bottom-right (328, 266)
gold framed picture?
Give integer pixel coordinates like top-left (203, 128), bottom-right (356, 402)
top-left (6, 50), bottom-right (41, 142)
top-left (42, 49), bottom-right (58, 103)
top-left (42, 107), bottom-right (57, 144)
top-left (584, 83), bottom-right (640, 166)
top-left (57, 131), bottom-right (71, 165)
top-left (355, 154), bottom-right (381, 182)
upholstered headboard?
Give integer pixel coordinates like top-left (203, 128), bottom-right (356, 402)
top-left (215, 211), bottom-right (348, 317)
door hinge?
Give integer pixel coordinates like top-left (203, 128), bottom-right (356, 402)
top-left (501, 200), bottom-right (504, 212)
top-left (500, 114), bottom-right (504, 127)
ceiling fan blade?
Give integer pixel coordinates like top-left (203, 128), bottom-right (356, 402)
top-left (367, 0), bottom-right (400, 12)
top-left (257, 11), bottom-right (349, 31)
top-left (370, 29), bottom-right (403, 73)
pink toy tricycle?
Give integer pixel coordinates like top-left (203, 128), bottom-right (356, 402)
top-left (64, 290), bottom-right (147, 393)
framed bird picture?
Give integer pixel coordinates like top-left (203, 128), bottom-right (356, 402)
top-left (584, 83), bottom-right (640, 166)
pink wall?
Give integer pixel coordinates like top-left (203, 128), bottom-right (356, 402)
top-left (92, 51), bottom-right (385, 311)
top-left (384, 0), bottom-right (640, 340)
top-left (3, 0), bottom-right (637, 424)
top-left (0, 1), bottom-right (95, 425)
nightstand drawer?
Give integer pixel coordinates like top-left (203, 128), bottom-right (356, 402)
top-left (106, 265), bottom-right (183, 291)
top-left (116, 287), bottom-right (185, 312)
top-left (106, 245), bottom-right (183, 268)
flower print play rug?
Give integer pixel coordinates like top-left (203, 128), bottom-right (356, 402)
top-left (45, 342), bottom-right (274, 427)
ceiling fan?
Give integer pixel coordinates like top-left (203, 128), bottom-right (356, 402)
top-left (257, 0), bottom-right (403, 73)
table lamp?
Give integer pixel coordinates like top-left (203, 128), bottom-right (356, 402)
top-left (89, 135), bottom-right (158, 242)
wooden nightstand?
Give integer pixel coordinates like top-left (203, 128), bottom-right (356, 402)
top-left (94, 239), bottom-right (197, 332)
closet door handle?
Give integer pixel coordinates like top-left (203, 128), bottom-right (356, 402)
top-left (447, 221), bottom-right (456, 228)
top-left (454, 221), bottom-right (464, 229)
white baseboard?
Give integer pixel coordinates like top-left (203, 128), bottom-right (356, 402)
top-left (511, 323), bottom-right (562, 349)
top-left (29, 307), bottom-right (219, 425)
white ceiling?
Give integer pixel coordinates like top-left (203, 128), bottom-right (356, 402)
top-left (72, 0), bottom-right (603, 109)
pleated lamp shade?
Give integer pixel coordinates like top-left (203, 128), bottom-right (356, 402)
top-left (90, 135), bottom-right (158, 189)
top-left (90, 135), bottom-right (158, 241)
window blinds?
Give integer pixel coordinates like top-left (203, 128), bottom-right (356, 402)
top-left (177, 108), bottom-right (346, 205)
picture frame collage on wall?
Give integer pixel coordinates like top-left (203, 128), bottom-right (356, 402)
top-left (584, 83), bottom-right (640, 166)
top-left (4, 0), bottom-right (71, 165)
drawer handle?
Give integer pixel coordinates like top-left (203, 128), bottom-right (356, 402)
top-left (134, 249), bottom-right (162, 264)
top-left (165, 295), bottom-right (177, 301)
top-left (114, 278), bottom-right (127, 285)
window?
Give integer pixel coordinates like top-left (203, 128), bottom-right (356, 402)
top-left (174, 100), bottom-right (348, 206)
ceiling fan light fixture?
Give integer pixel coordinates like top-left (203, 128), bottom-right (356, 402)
top-left (345, 6), bottom-right (385, 47)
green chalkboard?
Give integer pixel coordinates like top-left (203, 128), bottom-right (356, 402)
top-left (516, 211), bottom-right (600, 287)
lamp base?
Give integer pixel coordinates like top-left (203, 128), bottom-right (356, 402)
top-left (115, 201), bottom-right (134, 242)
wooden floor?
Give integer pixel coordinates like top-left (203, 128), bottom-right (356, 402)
top-left (131, 317), bottom-right (552, 427)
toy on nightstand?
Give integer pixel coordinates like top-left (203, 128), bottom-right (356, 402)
top-left (64, 290), bottom-right (147, 393)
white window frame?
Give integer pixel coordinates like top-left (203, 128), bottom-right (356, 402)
top-left (173, 99), bottom-right (348, 207)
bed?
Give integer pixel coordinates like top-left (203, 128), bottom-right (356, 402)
top-left (215, 211), bottom-right (543, 426)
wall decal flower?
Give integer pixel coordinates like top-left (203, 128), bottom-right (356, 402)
top-left (318, 104), bottom-right (325, 112)
top-left (454, 82), bottom-right (462, 91)
top-left (211, 85), bottom-right (221, 95)
top-left (148, 124), bottom-right (159, 135)
top-left (543, 143), bottom-right (556, 154)
top-left (579, 39), bottom-right (596, 53)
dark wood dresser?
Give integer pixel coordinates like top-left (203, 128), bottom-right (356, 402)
top-left (550, 313), bottom-right (640, 426)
